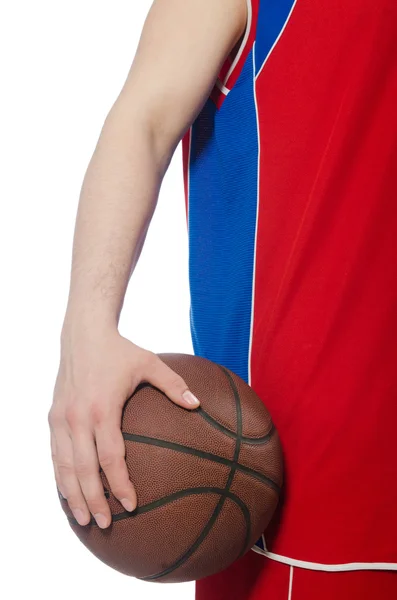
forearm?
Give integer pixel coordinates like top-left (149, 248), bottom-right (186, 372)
top-left (62, 98), bottom-right (173, 339)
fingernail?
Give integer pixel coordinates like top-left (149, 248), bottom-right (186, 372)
top-left (94, 513), bottom-right (109, 529)
top-left (121, 498), bottom-right (135, 512)
top-left (72, 508), bottom-right (86, 525)
top-left (182, 390), bottom-right (200, 406)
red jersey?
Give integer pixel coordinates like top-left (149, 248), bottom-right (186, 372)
top-left (182, 0), bottom-right (397, 573)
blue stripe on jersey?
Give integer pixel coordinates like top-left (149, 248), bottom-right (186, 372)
top-left (187, 51), bottom-right (258, 382)
top-left (255, 0), bottom-right (296, 76)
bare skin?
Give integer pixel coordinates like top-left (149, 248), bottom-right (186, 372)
top-left (49, 0), bottom-right (247, 530)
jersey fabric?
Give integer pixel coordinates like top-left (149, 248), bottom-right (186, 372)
top-left (182, 0), bottom-right (397, 590)
top-left (195, 550), bottom-right (397, 600)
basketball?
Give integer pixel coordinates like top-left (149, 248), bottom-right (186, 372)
top-left (58, 353), bottom-right (283, 582)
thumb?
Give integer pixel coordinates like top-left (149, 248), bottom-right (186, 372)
top-left (141, 354), bottom-right (200, 410)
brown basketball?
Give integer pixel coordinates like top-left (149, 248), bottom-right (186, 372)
top-left (59, 353), bottom-right (283, 582)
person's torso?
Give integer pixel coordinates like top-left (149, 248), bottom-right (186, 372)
top-left (182, 0), bottom-right (397, 568)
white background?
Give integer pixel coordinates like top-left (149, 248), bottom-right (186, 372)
top-left (1, 1), bottom-right (194, 598)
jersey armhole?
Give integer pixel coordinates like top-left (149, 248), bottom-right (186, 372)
top-left (210, 0), bottom-right (259, 106)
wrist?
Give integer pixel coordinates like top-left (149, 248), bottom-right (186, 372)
top-left (61, 305), bottom-right (120, 345)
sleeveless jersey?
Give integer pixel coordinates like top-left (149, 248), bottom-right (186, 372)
top-left (182, 0), bottom-right (397, 570)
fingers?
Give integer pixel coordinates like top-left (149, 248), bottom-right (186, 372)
top-left (142, 354), bottom-right (200, 409)
top-left (51, 426), bottom-right (92, 526)
top-left (50, 408), bottom-right (117, 529)
top-left (95, 418), bottom-right (137, 513)
top-left (71, 426), bottom-right (113, 528)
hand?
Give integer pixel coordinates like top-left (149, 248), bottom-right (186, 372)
top-left (48, 327), bottom-right (200, 529)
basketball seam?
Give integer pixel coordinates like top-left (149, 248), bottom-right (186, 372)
top-left (131, 381), bottom-right (275, 445)
top-left (140, 490), bottom-right (249, 581)
top-left (218, 366), bottom-right (251, 561)
top-left (197, 406), bottom-right (275, 444)
top-left (122, 433), bottom-right (280, 493)
top-left (66, 486), bottom-right (251, 531)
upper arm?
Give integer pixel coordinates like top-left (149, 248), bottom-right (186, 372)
top-left (114, 0), bottom-right (249, 151)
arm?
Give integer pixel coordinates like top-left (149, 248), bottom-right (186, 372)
top-left (49, 0), bottom-right (248, 530)
top-left (63, 0), bottom-right (247, 332)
